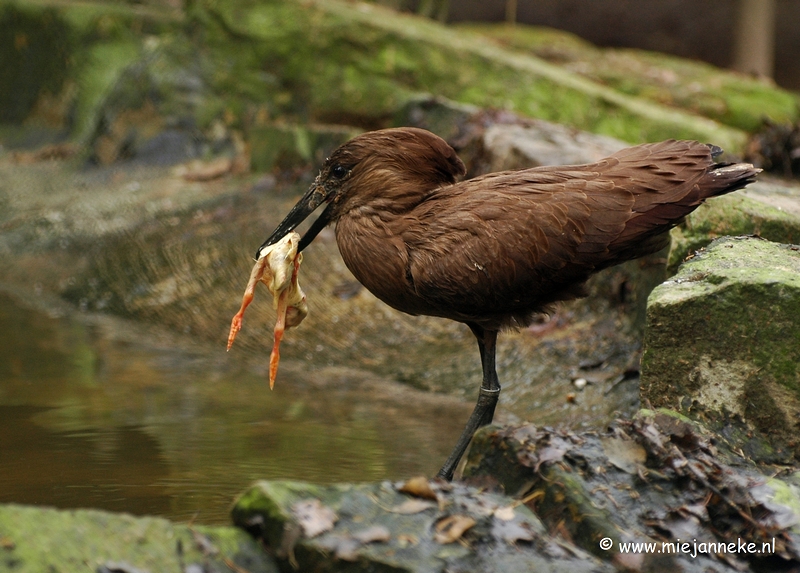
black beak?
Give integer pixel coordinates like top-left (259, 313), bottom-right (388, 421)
top-left (255, 182), bottom-right (334, 259)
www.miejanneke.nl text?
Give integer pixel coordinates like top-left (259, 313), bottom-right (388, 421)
top-left (600, 537), bottom-right (776, 558)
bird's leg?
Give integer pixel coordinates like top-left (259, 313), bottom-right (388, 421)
top-left (437, 324), bottom-right (500, 481)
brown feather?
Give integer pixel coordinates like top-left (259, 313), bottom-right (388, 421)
top-left (321, 128), bottom-right (759, 330)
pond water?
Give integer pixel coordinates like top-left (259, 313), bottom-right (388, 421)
top-left (0, 290), bottom-right (472, 524)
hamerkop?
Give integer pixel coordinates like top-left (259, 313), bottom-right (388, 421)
top-left (257, 127), bottom-right (759, 480)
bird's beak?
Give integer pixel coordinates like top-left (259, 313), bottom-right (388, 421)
top-left (255, 181), bottom-right (335, 259)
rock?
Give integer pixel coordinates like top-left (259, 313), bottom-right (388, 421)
top-left (395, 94), bottom-right (627, 173)
top-left (87, 44), bottom-right (211, 166)
top-left (0, 504), bottom-right (277, 573)
top-left (668, 179), bottom-right (800, 271)
top-left (0, 4), bottom-right (72, 125)
top-left (394, 95), bottom-right (480, 145)
top-left (249, 123), bottom-right (361, 173)
top-left (481, 121), bottom-right (626, 171)
top-left (231, 479), bottom-right (611, 573)
top-left (462, 413), bottom-right (800, 572)
top-left (641, 236), bottom-right (800, 458)
top-left (457, 22), bottom-right (800, 135)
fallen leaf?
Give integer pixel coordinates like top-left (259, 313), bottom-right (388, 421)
top-left (352, 525), bottom-right (391, 544)
top-left (292, 499), bottom-right (338, 538)
top-left (398, 476), bottom-right (438, 500)
top-left (317, 535), bottom-right (359, 561)
top-left (389, 499), bottom-right (437, 514)
top-left (493, 505), bottom-right (516, 521)
top-left (601, 437), bottom-right (647, 474)
top-left (492, 519), bottom-right (535, 544)
top-left (397, 534), bottom-right (418, 547)
top-left (533, 446), bottom-right (568, 472)
top-left (434, 514), bottom-right (476, 544)
top-left (11, 142), bottom-right (78, 164)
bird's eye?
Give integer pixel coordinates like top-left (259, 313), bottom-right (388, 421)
top-left (331, 165), bottom-right (348, 179)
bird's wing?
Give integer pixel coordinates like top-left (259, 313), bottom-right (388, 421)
top-left (399, 140), bottom-right (713, 318)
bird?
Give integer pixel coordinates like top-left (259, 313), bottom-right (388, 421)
top-left (255, 126), bottom-right (760, 480)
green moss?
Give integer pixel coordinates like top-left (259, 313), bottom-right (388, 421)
top-left (72, 40), bottom-right (142, 141)
top-left (0, 504), bottom-right (275, 573)
top-left (668, 192), bottom-right (800, 271)
top-left (764, 478), bottom-right (800, 534)
top-left (643, 237), bottom-right (800, 457)
top-left (458, 22), bottom-right (800, 134)
top-left (202, 0), bottom-right (747, 149)
top-left (0, 3), bottom-right (73, 123)
top-left (5, 0), bottom-right (771, 154)
top-left (636, 408), bottom-right (695, 425)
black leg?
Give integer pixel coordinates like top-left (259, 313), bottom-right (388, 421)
top-left (437, 323), bottom-right (501, 480)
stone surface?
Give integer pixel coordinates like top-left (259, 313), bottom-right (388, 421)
top-left (231, 479), bottom-right (611, 573)
top-left (0, 504), bottom-right (277, 573)
top-left (6, 0), bottom-right (794, 159)
top-left (642, 236), bottom-right (800, 457)
top-left (462, 412), bottom-right (800, 572)
top-left (481, 120), bottom-right (626, 171)
top-left (249, 123), bottom-right (361, 173)
top-left (668, 179), bottom-right (800, 271)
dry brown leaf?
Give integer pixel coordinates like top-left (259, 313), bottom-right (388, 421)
top-left (292, 499), bottom-right (337, 538)
top-left (601, 437), bottom-right (647, 474)
top-left (493, 505), bottom-right (516, 521)
top-left (396, 534), bottom-right (418, 547)
top-left (434, 514), bottom-right (476, 544)
top-left (352, 525), bottom-right (391, 544)
top-left (398, 476), bottom-right (438, 500)
top-left (492, 519), bottom-right (535, 544)
top-left (389, 499), bottom-right (437, 514)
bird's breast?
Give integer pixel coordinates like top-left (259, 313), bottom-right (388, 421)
top-left (334, 212), bottom-right (428, 316)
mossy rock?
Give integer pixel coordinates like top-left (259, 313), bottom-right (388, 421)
top-left (231, 479), bottom-right (610, 572)
top-left (9, 0), bottom-right (793, 162)
top-left (249, 123), bottom-right (361, 173)
top-left (0, 3), bottom-right (72, 125)
top-left (668, 181), bottom-right (800, 271)
top-left (642, 236), bottom-right (800, 457)
top-left (458, 22), bottom-right (800, 134)
top-left (202, 0), bottom-right (747, 150)
top-left (463, 416), bottom-right (800, 571)
top-left (0, 503), bottom-right (277, 573)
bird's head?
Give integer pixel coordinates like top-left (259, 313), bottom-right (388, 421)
top-left (256, 127), bottom-right (465, 259)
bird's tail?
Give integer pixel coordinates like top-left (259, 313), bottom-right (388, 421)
top-left (700, 153), bottom-right (761, 199)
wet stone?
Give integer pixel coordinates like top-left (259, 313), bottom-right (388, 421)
top-left (642, 235), bottom-right (800, 459)
top-left (231, 479), bottom-right (611, 573)
top-left (462, 412), bottom-right (800, 572)
top-left (0, 504), bottom-right (277, 573)
top-left (667, 179), bottom-right (800, 271)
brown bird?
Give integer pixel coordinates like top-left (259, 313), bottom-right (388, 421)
top-left (256, 127), bottom-right (759, 480)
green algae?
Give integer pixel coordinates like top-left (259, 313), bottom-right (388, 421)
top-left (668, 188), bottom-right (800, 271)
top-left (7, 0), bottom-right (795, 156)
top-left (0, 504), bottom-right (276, 573)
top-left (458, 22), bottom-right (800, 134)
top-left (642, 237), bottom-right (800, 456)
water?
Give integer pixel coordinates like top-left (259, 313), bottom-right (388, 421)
top-left (0, 290), bottom-right (472, 524)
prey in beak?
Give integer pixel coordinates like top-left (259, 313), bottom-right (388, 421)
top-left (256, 174), bottom-right (341, 259)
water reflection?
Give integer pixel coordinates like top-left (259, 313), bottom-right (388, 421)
top-left (0, 291), bottom-right (472, 523)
